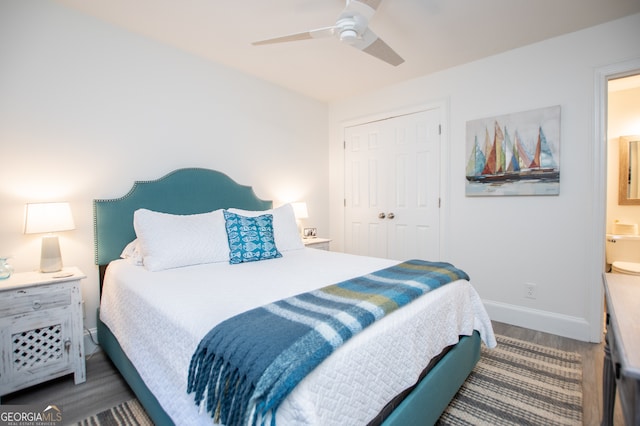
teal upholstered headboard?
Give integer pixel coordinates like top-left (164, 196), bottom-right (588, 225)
top-left (93, 168), bottom-right (272, 267)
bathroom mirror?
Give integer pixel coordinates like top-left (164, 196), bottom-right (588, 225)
top-left (619, 135), bottom-right (640, 205)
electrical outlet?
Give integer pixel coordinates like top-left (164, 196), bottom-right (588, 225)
top-left (524, 283), bottom-right (537, 299)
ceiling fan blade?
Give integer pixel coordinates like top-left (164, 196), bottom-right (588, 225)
top-left (344, 0), bottom-right (383, 21)
top-left (252, 27), bottom-right (336, 46)
top-left (351, 28), bottom-right (404, 66)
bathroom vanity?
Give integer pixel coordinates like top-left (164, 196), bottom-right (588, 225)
top-left (602, 273), bottom-right (640, 426)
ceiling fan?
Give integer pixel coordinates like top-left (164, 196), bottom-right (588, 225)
top-left (252, 0), bottom-right (404, 66)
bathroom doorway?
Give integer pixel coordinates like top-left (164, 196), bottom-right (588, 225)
top-left (590, 59), bottom-right (640, 342)
top-left (605, 73), bottom-right (640, 261)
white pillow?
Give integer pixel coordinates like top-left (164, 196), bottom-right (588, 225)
top-left (227, 204), bottom-right (304, 251)
top-left (133, 208), bottom-right (229, 271)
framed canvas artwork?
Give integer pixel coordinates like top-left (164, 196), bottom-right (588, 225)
top-left (465, 105), bottom-right (560, 196)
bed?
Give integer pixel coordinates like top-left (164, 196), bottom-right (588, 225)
top-left (94, 168), bottom-right (496, 426)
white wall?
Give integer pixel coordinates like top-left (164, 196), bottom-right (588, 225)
top-left (0, 0), bottom-right (328, 351)
top-left (329, 13), bottom-right (640, 342)
top-left (607, 86), bottom-right (640, 230)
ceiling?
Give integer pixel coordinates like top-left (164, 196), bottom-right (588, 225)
top-left (54, 0), bottom-right (640, 102)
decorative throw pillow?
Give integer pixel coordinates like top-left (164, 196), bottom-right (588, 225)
top-left (227, 203), bottom-right (304, 251)
top-left (223, 210), bottom-right (282, 264)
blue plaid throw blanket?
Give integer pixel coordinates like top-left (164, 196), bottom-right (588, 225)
top-left (187, 259), bottom-right (469, 426)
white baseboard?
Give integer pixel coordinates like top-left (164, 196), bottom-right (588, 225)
top-left (483, 299), bottom-right (601, 343)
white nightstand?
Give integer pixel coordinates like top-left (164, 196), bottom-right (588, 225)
top-left (0, 267), bottom-right (86, 399)
top-left (303, 237), bottom-right (331, 251)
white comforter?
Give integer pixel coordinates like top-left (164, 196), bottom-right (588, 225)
top-left (100, 248), bottom-right (496, 425)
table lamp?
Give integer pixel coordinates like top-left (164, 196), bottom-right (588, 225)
top-left (291, 202), bottom-right (309, 236)
top-left (24, 202), bottom-right (75, 273)
top-left (291, 202), bottom-right (308, 221)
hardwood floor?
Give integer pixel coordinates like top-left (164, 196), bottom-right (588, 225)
top-left (1, 321), bottom-right (625, 425)
top-left (1, 349), bottom-right (135, 424)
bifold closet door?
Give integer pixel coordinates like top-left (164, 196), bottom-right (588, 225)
top-left (344, 108), bottom-right (441, 261)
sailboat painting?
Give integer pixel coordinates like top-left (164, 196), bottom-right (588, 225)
top-left (466, 105), bottom-right (560, 196)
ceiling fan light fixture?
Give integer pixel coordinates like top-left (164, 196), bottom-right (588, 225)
top-left (340, 28), bottom-right (359, 43)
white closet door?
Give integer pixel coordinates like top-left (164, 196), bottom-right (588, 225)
top-left (344, 108), bottom-right (441, 261)
top-left (344, 121), bottom-right (390, 258)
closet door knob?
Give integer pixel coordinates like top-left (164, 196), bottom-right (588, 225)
top-left (378, 212), bottom-right (386, 219)
top-left (387, 212), bottom-right (395, 219)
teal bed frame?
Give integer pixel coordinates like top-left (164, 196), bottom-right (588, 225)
top-left (94, 168), bottom-right (481, 426)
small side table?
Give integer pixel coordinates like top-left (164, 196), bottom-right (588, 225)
top-left (0, 267), bottom-right (86, 399)
top-left (303, 237), bottom-right (331, 251)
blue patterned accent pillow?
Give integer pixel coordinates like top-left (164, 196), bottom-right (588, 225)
top-left (223, 210), bottom-right (282, 264)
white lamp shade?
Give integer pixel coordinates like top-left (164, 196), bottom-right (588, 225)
top-left (24, 202), bottom-right (75, 234)
top-left (291, 202), bottom-right (309, 219)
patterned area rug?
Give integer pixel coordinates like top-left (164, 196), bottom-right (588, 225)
top-left (77, 335), bottom-right (582, 425)
top-left (437, 334), bottom-right (583, 425)
top-left (76, 399), bottom-right (152, 426)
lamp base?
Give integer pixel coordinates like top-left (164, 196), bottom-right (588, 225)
top-left (40, 235), bottom-right (63, 273)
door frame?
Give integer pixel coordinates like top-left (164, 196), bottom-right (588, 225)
top-left (339, 99), bottom-right (450, 259)
top-left (592, 58), bottom-right (640, 342)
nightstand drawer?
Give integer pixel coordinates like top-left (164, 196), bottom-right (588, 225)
top-left (0, 285), bottom-right (71, 317)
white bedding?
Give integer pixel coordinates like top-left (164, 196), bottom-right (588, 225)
top-left (100, 248), bottom-right (496, 425)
